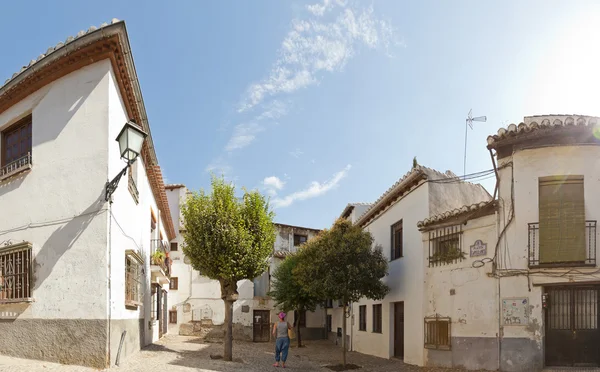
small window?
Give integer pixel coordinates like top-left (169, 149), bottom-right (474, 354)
top-left (170, 277), bottom-right (178, 290)
top-left (424, 316), bottom-right (451, 350)
top-left (169, 310), bottom-right (177, 324)
top-left (170, 242), bottom-right (178, 251)
top-left (372, 304), bottom-right (382, 333)
top-left (324, 299), bottom-right (333, 308)
top-left (293, 234), bottom-right (307, 246)
top-left (391, 220), bottom-right (403, 260)
top-left (0, 242), bottom-right (33, 303)
top-left (359, 305), bottom-right (367, 331)
top-left (128, 165), bottom-right (139, 204)
top-left (428, 225), bottom-right (463, 267)
top-left (1, 115), bottom-right (32, 179)
top-left (326, 314), bottom-right (332, 332)
top-left (125, 252), bottom-right (143, 308)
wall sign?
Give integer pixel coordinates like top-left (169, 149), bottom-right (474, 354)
top-left (470, 240), bottom-right (487, 257)
top-left (502, 297), bottom-right (529, 326)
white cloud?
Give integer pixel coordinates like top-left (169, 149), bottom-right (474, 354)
top-left (225, 122), bottom-right (265, 151)
top-left (307, 0), bottom-right (347, 16)
top-left (238, 3), bottom-right (397, 112)
top-left (271, 164), bottom-right (351, 208)
top-left (290, 149), bottom-right (304, 158)
top-left (205, 157), bottom-right (232, 175)
top-left (263, 176), bottom-right (285, 190)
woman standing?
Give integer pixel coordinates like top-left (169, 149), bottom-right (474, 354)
top-left (272, 312), bottom-right (292, 368)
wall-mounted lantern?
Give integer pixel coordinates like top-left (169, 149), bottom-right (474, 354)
top-left (105, 121), bottom-right (148, 202)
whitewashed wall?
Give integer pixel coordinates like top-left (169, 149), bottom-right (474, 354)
top-left (423, 214), bottom-right (498, 369)
top-left (0, 60), bottom-right (112, 321)
top-left (353, 183), bottom-right (430, 363)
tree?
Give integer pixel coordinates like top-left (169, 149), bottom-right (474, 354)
top-left (268, 254), bottom-right (321, 347)
top-left (295, 219), bottom-right (389, 366)
top-left (181, 176), bottom-right (276, 361)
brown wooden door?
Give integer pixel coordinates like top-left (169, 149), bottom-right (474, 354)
top-left (253, 310), bottom-right (271, 342)
top-left (394, 302), bottom-right (404, 359)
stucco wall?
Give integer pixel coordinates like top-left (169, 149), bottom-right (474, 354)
top-left (106, 66), bottom-right (171, 365)
top-left (353, 183), bottom-right (430, 363)
top-left (423, 214), bottom-right (499, 370)
top-left (490, 145), bottom-right (600, 371)
top-left (0, 60), bottom-right (112, 368)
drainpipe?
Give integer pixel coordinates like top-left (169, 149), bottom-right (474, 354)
top-left (107, 202), bottom-right (113, 366)
top-left (495, 208), bottom-right (501, 371)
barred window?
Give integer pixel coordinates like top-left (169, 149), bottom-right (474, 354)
top-left (424, 315), bottom-right (451, 350)
top-left (170, 277), bottom-right (178, 290)
top-left (428, 225), bottom-right (463, 266)
top-left (125, 250), bottom-right (143, 308)
top-left (169, 310), bottom-right (178, 324)
top-left (0, 242), bottom-right (33, 303)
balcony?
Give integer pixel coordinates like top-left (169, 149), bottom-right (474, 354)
top-left (0, 153), bottom-right (32, 181)
top-left (528, 221), bottom-right (597, 267)
top-left (150, 239), bottom-right (170, 285)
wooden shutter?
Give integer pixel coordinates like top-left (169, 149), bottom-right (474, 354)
top-left (539, 176), bottom-right (585, 263)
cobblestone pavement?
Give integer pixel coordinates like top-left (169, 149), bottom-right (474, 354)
top-left (0, 335), bottom-right (480, 372)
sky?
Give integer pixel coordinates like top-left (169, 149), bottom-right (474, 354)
top-left (3, 0), bottom-right (600, 229)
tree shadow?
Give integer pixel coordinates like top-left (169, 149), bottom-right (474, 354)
top-left (33, 187), bottom-right (107, 290)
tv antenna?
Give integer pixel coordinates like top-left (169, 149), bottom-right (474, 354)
top-left (464, 109), bottom-right (487, 179)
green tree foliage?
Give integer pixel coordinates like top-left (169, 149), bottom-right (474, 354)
top-left (295, 219), bottom-right (389, 366)
top-left (269, 254), bottom-right (321, 347)
top-left (181, 176), bottom-right (276, 361)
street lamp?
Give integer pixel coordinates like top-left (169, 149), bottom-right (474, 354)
top-left (105, 121), bottom-right (148, 201)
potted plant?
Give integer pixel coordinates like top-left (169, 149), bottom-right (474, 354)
top-left (151, 250), bottom-right (166, 265)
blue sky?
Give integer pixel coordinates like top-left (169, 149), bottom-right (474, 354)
top-left (3, 1), bottom-right (600, 229)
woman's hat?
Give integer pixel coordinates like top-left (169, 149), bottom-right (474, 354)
top-left (278, 312), bottom-right (286, 319)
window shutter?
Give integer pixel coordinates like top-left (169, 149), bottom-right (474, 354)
top-left (539, 176), bottom-right (585, 263)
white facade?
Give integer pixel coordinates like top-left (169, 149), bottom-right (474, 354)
top-left (418, 115), bottom-right (600, 371)
top-left (349, 166), bottom-right (490, 365)
top-left (0, 21), bottom-right (174, 369)
top-left (162, 189), bottom-right (326, 342)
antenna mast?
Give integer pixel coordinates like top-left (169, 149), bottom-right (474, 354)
top-left (464, 109), bottom-right (487, 180)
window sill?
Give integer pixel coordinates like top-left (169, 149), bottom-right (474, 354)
top-left (0, 297), bottom-right (34, 304)
top-left (125, 301), bottom-right (143, 309)
top-left (390, 256), bottom-right (403, 262)
top-left (424, 345), bottom-right (451, 351)
top-left (372, 331), bottom-right (382, 334)
top-left (529, 263), bottom-right (596, 269)
top-left (358, 329), bottom-right (367, 332)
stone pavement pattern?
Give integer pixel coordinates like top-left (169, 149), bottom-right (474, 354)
top-left (0, 335), bottom-right (482, 372)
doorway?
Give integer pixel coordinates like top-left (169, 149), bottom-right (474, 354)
top-left (253, 310), bottom-right (271, 342)
top-left (394, 302), bottom-right (404, 359)
top-left (545, 285), bottom-right (600, 367)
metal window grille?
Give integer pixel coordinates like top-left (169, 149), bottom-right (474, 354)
top-left (125, 255), bottom-right (142, 307)
top-left (424, 315), bottom-right (451, 350)
top-left (127, 166), bottom-right (139, 204)
top-left (0, 243), bottom-right (32, 303)
top-left (169, 310), bottom-right (177, 324)
top-left (528, 221), bottom-right (596, 267)
top-left (428, 225), bottom-right (463, 267)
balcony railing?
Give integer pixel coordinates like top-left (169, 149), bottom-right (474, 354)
top-left (528, 221), bottom-right (597, 267)
top-left (0, 153), bottom-right (32, 180)
top-left (151, 239), bottom-right (170, 276)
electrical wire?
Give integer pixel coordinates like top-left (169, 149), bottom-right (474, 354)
top-left (0, 207), bottom-right (108, 237)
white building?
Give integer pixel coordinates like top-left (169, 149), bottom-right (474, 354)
top-left (0, 20), bottom-right (175, 368)
top-left (417, 115), bottom-right (600, 371)
top-left (163, 184), bottom-right (325, 342)
top-left (349, 165), bottom-right (490, 365)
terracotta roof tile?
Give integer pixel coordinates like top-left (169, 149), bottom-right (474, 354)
top-left (417, 200), bottom-right (497, 230)
top-left (487, 115), bottom-right (599, 149)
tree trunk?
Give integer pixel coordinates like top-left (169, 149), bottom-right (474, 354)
top-left (220, 280), bottom-right (239, 362)
top-left (297, 309), bottom-right (302, 348)
top-left (223, 299), bottom-right (234, 361)
top-left (342, 304), bottom-right (347, 366)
